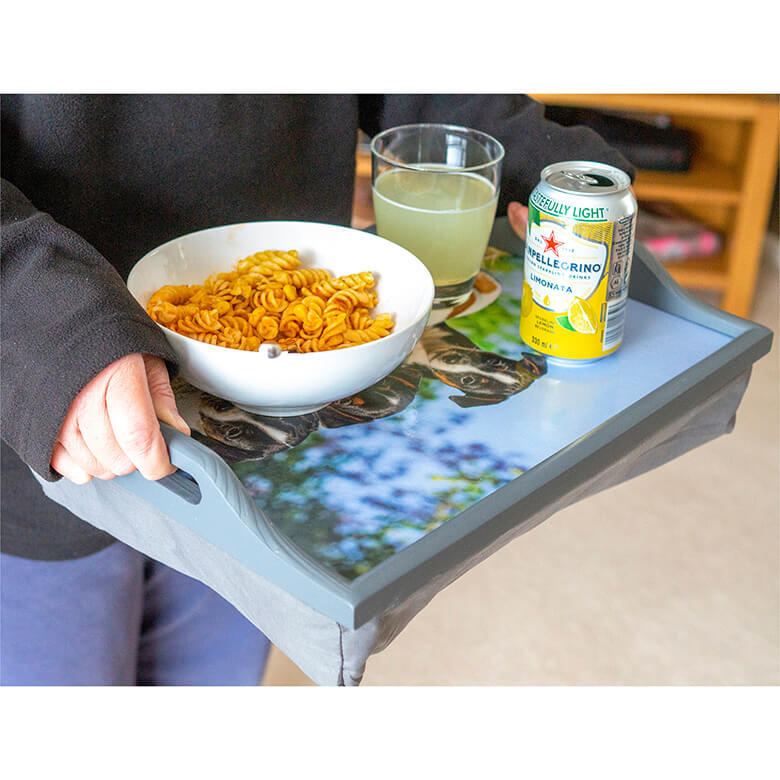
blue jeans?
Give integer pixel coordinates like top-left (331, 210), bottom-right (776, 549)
top-left (0, 543), bottom-right (271, 685)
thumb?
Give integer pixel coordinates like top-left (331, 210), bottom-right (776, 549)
top-left (143, 355), bottom-right (191, 436)
top-left (507, 201), bottom-right (528, 238)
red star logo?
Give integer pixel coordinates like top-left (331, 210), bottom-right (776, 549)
top-left (541, 231), bottom-right (564, 256)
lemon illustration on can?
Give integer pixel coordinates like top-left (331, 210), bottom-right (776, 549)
top-left (568, 297), bottom-right (597, 334)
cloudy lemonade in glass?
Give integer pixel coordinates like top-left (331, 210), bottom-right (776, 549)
top-left (370, 124), bottom-right (504, 308)
top-left (373, 167), bottom-right (497, 303)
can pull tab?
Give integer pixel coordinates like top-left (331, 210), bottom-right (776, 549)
top-left (561, 171), bottom-right (600, 185)
top-left (560, 171), bottom-right (615, 188)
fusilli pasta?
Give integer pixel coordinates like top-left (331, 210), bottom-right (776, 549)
top-left (146, 250), bottom-right (394, 353)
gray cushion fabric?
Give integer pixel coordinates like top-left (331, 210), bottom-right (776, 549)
top-left (34, 371), bottom-right (749, 685)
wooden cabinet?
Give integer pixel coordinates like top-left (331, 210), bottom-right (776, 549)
top-left (532, 94), bottom-right (779, 317)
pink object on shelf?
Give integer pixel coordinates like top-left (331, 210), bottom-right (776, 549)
top-left (637, 204), bottom-right (723, 263)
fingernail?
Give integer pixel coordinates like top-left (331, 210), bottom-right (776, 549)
top-left (161, 409), bottom-right (191, 436)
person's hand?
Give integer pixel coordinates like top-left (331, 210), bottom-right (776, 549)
top-left (507, 202), bottom-right (529, 238)
top-left (52, 353), bottom-right (190, 484)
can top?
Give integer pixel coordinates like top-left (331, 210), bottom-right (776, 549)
top-left (540, 161), bottom-right (631, 196)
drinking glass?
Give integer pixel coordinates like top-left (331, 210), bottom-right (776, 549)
top-left (370, 123), bottom-right (504, 309)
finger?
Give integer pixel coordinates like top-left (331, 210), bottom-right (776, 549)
top-left (144, 356), bottom-right (191, 436)
top-left (77, 393), bottom-right (137, 478)
top-left (507, 202), bottom-right (528, 237)
top-left (58, 424), bottom-right (118, 480)
top-left (51, 442), bottom-right (93, 484)
top-left (105, 359), bottom-right (175, 481)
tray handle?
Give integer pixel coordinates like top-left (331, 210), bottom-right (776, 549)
top-left (121, 423), bottom-right (283, 552)
top-left (120, 424), bottom-right (352, 600)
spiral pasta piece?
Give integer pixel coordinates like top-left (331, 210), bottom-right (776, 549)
top-left (309, 272), bottom-right (374, 299)
top-left (349, 307), bottom-right (372, 330)
top-left (324, 288), bottom-right (377, 316)
top-left (189, 331), bottom-right (220, 346)
top-left (319, 311), bottom-right (347, 349)
top-left (147, 285), bottom-right (194, 308)
top-left (342, 314), bottom-right (394, 345)
top-left (258, 286), bottom-right (289, 313)
top-left (220, 315), bottom-right (253, 336)
top-left (271, 268), bottom-right (331, 288)
top-left (236, 250), bottom-right (300, 276)
top-left (177, 310), bottom-right (223, 334)
top-left (258, 316), bottom-right (280, 341)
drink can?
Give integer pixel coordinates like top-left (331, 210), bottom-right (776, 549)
top-left (519, 161), bottom-right (637, 363)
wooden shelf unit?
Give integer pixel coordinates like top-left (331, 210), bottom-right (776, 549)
top-left (632, 154), bottom-right (742, 205)
top-left (532, 94), bottom-right (779, 317)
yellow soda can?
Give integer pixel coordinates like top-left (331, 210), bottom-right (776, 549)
top-left (519, 161), bottom-right (637, 363)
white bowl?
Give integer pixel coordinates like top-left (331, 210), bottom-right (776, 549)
top-left (127, 221), bottom-right (434, 416)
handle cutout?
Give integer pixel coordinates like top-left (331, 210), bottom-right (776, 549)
top-left (157, 468), bottom-right (202, 505)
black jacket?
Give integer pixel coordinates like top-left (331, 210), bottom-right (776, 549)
top-left (1, 94), bottom-right (634, 560)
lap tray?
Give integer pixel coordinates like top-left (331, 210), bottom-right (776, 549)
top-left (37, 218), bottom-right (773, 684)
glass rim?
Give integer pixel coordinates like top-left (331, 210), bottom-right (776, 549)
top-left (369, 122), bottom-right (505, 173)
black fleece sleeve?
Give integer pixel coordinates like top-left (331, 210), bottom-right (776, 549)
top-left (358, 94), bottom-right (636, 214)
top-left (1, 179), bottom-right (179, 482)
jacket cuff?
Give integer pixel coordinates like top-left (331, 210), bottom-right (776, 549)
top-left (8, 314), bottom-right (179, 482)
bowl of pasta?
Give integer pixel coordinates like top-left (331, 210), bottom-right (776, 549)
top-left (127, 221), bottom-right (434, 416)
